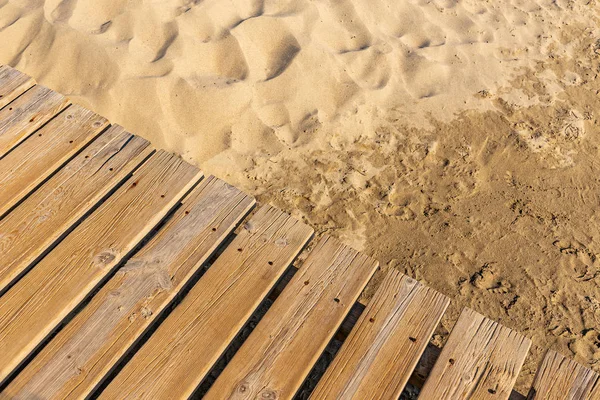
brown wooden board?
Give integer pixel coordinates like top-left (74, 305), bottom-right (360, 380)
top-left (527, 350), bottom-right (600, 400)
top-left (0, 104), bottom-right (109, 217)
top-left (98, 205), bottom-right (313, 399)
top-left (0, 85), bottom-right (70, 157)
top-left (0, 66), bottom-right (34, 110)
top-left (204, 235), bottom-right (379, 400)
top-left (3, 176), bottom-right (254, 399)
top-left (311, 270), bottom-right (449, 400)
top-left (419, 308), bottom-right (531, 400)
top-left (0, 151), bottom-right (201, 383)
top-left (0, 125), bottom-right (152, 293)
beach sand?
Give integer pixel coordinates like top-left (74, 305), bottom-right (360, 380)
top-left (2, 0), bottom-right (600, 393)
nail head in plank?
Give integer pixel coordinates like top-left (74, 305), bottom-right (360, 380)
top-left (0, 104), bottom-right (109, 217)
top-left (205, 235), bottom-right (379, 400)
top-left (311, 270), bottom-right (450, 400)
top-left (3, 175), bottom-right (254, 400)
top-left (0, 65), bottom-right (35, 110)
top-left (0, 125), bottom-right (152, 293)
top-left (419, 308), bottom-right (531, 400)
top-left (99, 204), bottom-right (314, 400)
top-left (0, 151), bottom-right (201, 383)
top-left (527, 350), bottom-right (600, 400)
top-left (0, 85), bottom-right (70, 157)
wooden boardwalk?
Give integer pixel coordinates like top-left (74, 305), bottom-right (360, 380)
top-left (0, 65), bottom-right (597, 399)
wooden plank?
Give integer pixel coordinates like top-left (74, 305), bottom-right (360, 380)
top-left (419, 308), bottom-right (531, 400)
top-left (0, 151), bottom-right (201, 383)
top-left (99, 205), bottom-right (314, 399)
top-left (527, 350), bottom-right (600, 400)
top-left (0, 104), bottom-right (109, 217)
top-left (0, 65), bottom-right (35, 110)
top-left (0, 85), bottom-right (70, 157)
top-left (4, 176), bottom-right (254, 399)
top-left (310, 270), bottom-right (450, 400)
top-left (204, 235), bottom-right (379, 400)
top-left (0, 125), bottom-right (152, 293)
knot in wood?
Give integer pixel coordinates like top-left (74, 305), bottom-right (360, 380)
top-left (237, 382), bottom-right (249, 394)
top-left (259, 389), bottom-right (278, 399)
top-left (95, 251), bottom-right (116, 266)
top-left (275, 238), bottom-right (288, 247)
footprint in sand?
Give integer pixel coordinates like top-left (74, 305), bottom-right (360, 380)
top-left (554, 239), bottom-right (599, 282)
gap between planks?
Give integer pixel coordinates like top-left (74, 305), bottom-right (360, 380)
top-left (2, 176), bottom-right (254, 399)
top-left (0, 151), bottom-right (202, 384)
top-left (0, 125), bottom-right (152, 294)
top-left (98, 205), bottom-right (314, 399)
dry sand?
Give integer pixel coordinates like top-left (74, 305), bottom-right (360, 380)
top-left (2, 0), bottom-right (600, 393)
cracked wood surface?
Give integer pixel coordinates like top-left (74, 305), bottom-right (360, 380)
top-left (0, 66), bottom-right (34, 110)
top-left (311, 269), bottom-right (449, 400)
top-left (419, 308), bottom-right (531, 400)
top-left (3, 175), bottom-right (254, 399)
top-left (0, 125), bottom-right (152, 293)
top-left (527, 350), bottom-right (600, 400)
top-left (0, 104), bottom-right (109, 217)
top-left (99, 204), bottom-right (313, 400)
top-left (0, 84), bottom-right (70, 157)
top-left (204, 235), bottom-right (379, 400)
top-left (0, 151), bottom-right (201, 383)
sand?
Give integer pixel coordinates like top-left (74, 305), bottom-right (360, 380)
top-left (1, 0), bottom-right (600, 393)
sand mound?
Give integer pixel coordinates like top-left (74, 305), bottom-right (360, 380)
top-left (1, 0), bottom-right (592, 163)
top-left (2, 0), bottom-right (600, 393)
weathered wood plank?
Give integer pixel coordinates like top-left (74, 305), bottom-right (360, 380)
top-left (419, 308), bottom-right (531, 400)
top-left (0, 125), bottom-right (152, 293)
top-left (3, 176), bottom-right (254, 399)
top-left (0, 85), bottom-right (70, 157)
top-left (204, 235), bottom-right (379, 400)
top-left (99, 205), bottom-right (314, 399)
top-left (527, 350), bottom-right (600, 400)
top-left (311, 270), bottom-right (449, 400)
top-left (0, 66), bottom-right (34, 110)
top-left (0, 151), bottom-right (201, 383)
top-left (0, 104), bottom-right (109, 217)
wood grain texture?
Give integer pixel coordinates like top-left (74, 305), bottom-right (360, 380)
top-left (0, 151), bottom-right (201, 383)
top-left (311, 270), bottom-right (449, 400)
top-left (99, 205), bottom-right (314, 400)
top-left (527, 350), bottom-right (600, 400)
top-left (205, 235), bottom-right (379, 400)
top-left (0, 104), bottom-right (109, 217)
top-left (3, 175), bottom-right (254, 400)
top-left (419, 308), bottom-right (531, 400)
top-left (0, 85), bottom-right (70, 157)
top-left (0, 65), bottom-right (34, 110)
top-left (0, 125), bottom-right (152, 293)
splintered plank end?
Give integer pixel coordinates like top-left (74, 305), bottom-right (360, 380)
top-left (311, 270), bottom-right (449, 400)
top-left (420, 308), bottom-right (531, 400)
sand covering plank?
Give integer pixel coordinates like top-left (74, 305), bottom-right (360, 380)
top-left (99, 205), bottom-right (313, 399)
top-left (0, 125), bottom-right (152, 293)
top-left (0, 66), bottom-right (34, 110)
top-left (0, 84), bottom-right (70, 157)
top-left (3, 175), bottom-right (254, 399)
top-left (419, 307), bottom-right (531, 400)
top-left (204, 235), bottom-right (379, 400)
top-left (0, 104), bottom-right (109, 217)
top-left (527, 350), bottom-right (600, 400)
top-left (0, 151), bottom-right (201, 383)
top-left (310, 269), bottom-right (449, 400)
